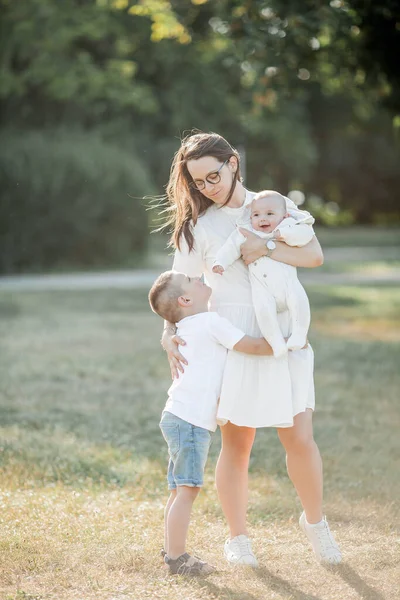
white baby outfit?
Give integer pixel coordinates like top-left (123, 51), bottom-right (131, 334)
top-left (165, 312), bottom-right (245, 432)
top-left (213, 210), bottom-right (314, 357)
top-left (172, 189), bottom-right (315, 429)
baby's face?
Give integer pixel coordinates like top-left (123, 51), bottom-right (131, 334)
top-left (251, 195), bottom-right (288, 233)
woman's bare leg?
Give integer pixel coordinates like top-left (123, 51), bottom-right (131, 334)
top-left (215, 422), bottom-right (256, 537)
top-left (277, 409), bottom-right (323, 524)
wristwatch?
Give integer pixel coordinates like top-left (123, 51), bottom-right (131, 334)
top-left (265, 239), bottom-right (276, 258)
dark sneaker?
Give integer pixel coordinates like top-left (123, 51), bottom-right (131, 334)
top-left (164, 552), bottom-right (215, 576)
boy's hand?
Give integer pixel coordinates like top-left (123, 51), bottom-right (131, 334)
top-left (212, 265), bottom-right (224, 275)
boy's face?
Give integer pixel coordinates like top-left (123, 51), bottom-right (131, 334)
top-left (173, 272), bottom-right (212, 309)
top-left (251, 195), bottom-right (288, 233)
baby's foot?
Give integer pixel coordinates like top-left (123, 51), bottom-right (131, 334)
top-left (287, 333), bottom-right (307, 351)
top-left (269, 338), bottom-right (288, 358)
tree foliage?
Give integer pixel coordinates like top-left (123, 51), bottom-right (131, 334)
top-left (0, 130), bottom-right (154, 273)
top-left (0, 0), bottom-right (399, 271)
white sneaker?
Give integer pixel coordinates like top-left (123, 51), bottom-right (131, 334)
top-left (299, 512), bottom-right (342, 565)
top-left (224, 534), bottom-right (258, 567)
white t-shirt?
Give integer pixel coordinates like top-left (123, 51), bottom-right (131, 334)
top-left (164, 311), bottom-right (245, 431)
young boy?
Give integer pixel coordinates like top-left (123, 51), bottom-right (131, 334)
top-left (148, 270), bottom-right (274, 576)
top-left (212, 190), bottom-right (314, 358)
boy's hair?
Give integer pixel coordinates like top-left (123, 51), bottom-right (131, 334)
top-left (148, 270), bottom-right (184, 324)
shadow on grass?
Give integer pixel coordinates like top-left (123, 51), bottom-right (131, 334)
top-left (255, 566), bottom-right (323, 600)
top-left (195, 580), bottom-right (261, 600)
top-left (331, 564), bottom-right (385, 600)
top-left (195, 568), bottom-right (323, 600)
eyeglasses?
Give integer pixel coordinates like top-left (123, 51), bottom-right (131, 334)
top-left (189, 159), bottom-right (229, 191)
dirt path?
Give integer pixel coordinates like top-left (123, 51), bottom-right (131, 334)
top-left (0, 247), bottom-right (399, 291)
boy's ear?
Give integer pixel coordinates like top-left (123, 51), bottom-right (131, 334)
top-left (177, 295), bottom-right (193, 308)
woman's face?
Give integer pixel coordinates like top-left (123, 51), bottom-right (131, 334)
top-left (186, 156), bottom-right (237, 205)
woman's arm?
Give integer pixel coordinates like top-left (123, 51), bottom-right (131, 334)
top-left (161, 320), bottom-right (188, 379)
top-left (239, 229), bottom-right (324, 268)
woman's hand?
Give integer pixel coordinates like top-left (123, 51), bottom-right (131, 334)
top-left (161, 328), bottom-right (188, 379)
top-left (239, 229), bottom-right (268, 265)
top-left (240, 229), bottom-right (324, 269)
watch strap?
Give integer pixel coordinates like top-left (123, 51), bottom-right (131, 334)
top-left (265, 238), bottom-right (276, 258)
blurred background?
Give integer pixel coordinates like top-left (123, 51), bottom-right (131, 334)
top-left (1, 3), bottom-right (400, 599)
top-left (1, 0), bottom-right (399, 274)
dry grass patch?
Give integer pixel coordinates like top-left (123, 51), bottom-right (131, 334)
top-left (0, 284), bottom-right (399, 599)
top-left (1, 484), bottom-right (398, 600)
top-left (310, 285), bottom-right (400, 342)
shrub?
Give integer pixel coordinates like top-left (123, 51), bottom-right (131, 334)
top-left (0, 130), bottom-right (155, 273)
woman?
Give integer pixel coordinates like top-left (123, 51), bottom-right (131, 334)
top-left (161, 132), bottom-right (342, 566)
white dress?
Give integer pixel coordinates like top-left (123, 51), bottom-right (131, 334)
top-left (172, 189), bottom-right (315, 429)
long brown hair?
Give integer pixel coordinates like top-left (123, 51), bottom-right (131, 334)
top-left (165, 131), bottom-right (241, 251)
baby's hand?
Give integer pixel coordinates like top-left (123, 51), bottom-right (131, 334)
top-left (274, 229), bottom-right (284, 241)
top-left (212, 265), bottom-right (225, 275)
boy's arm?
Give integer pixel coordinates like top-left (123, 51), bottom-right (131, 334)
top-left (235, 334), bottom-right (308, 355)
top-left (208, 313), bottom-right (272, 356)
top-left (209, 313), bottom-right (304, 357)
top-left (234, 335), bottom-right (273, 356)
top-left (213, 229), bottom-right (246, 269)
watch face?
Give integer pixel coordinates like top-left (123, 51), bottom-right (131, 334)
top-left (267, 240), bottom-right (276, 250)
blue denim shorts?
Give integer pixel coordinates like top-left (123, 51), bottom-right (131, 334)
top-left (159, 411), bottom-right (212, 490)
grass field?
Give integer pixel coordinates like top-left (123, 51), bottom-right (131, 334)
top-left (1, 277), bottom-right (400, 599)
top-left (314, 227), bottom-right (400, 248)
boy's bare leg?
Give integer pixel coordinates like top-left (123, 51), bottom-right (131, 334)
top-left (164, 490), bottom-right (177, 553)
top-left (166, 486), bottom-right (200, 559)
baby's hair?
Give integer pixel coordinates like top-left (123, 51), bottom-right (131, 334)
top-left (252, 190), bottom-right (287, 212)
top-left (148, 270), bottom-right (184, 324)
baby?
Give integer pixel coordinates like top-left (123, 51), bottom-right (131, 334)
top-left (212, 190), bottom-right (314, 357)
top-left (149, 270), bottom-right (274, 575)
